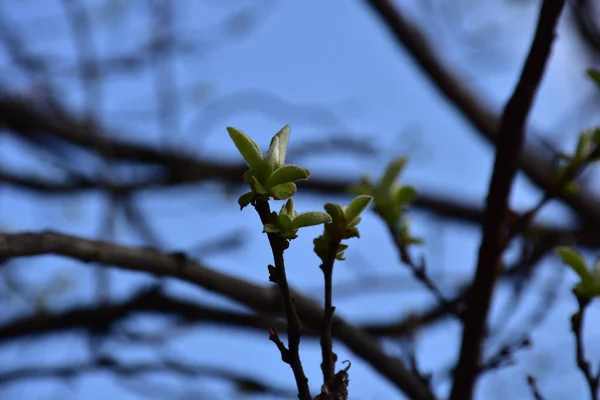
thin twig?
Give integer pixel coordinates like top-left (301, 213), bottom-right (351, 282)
top-left (253, 199), bottom-right (311, 400)
top-left (0, 229), bottom-right (435, 400)
top-left (449, 2), bottom-right (566, 399)
top-left (3, 97), bottom-right (600, 250)
top-left (386, 221), bottom-right (447, 305)
top-left (363, 0), bottom-right (600, 226)
top-left (571, 295), bottom-right (600, 400)
top-left (526, 375), bottom-right (547, 400)
top-left (319, 239), bottom-right (341, 387)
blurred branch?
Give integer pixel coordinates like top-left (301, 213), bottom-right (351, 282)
top-left (571, 296), bottom-right (600, 400)
top-left (147, 0), bottom-right (180, 140)
top-left (0, 355), bottom-right (296, 399)
top-left (571, 0), bottom-right (600, 55)
top-left (61, 0), bottom-right (102, 117)
top-left (0, 230), bottom-right (435, 400)
top-left (0, 286), bottom-right (277, 343)
top-left (526, 375), bottom-right (547, 400)
top-left (1, 97), bottom-right (598, 252)
top-left (0, 6), bottom-right (53, 90)
top-left (362, 0), bottom-right (600, 228)
top-left (0, 283), bottom-right (456, 346)
top-left (450, 2), bottom-right (565, 399)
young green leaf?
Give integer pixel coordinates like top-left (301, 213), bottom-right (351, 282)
top-left (348, 217), bottom-right (362, 228)
top-left (556, 247), bottom-right (593, 285)
top-left (243, 170), bottom-right (254, 186)
top-left (227, 127), bottom-right (263, 170)
top-left (265, 125), bottom-right (290, 168)
top-left (238, 192), bottom-right (254, 210)
top-left (280, 198), bottom-right (295, 217)
top-left (379, 157), bottom-right (407, 193)
top-left (270, 182), bottom-right (297, 200)
top-left (335, 243), bottom-right (349, 260)
top-left (267, 165), bottom-right (310, 188)
top-left (278, 213), bottom-right (294, 232)
top-left (251, 176), bottom-right (269, 195)
top-left (293, 211), bottom-right (332, 228)
top-left (324, 203), bottom-right (345, 222)
top-left (343, 195), bottom-right (373, 224)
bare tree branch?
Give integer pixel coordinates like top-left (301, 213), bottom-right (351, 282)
top-left (2, 99), bottom-right (600, 257)
top-left (362, 0), bottom-right (600, 226)
top-left (571, 296), bottom-right (600, 400)
top-left (0, 230), bottom-right (435, 400)
top-left (253, 199), bottom-right (311, 400)
top-left (450, 2), bottom-right (565, 399)
top-left (0, 283), bottom-right (460, 347)
top-left (0, 355), bottom-right (296, 399)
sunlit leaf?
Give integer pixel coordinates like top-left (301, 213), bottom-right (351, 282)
top-left (267, 165), bottom-right (310, 188)
top-left (265, 125), bottom-right (290, 168)
top-left (280, 198), bottom-right (295, 217)
top-left (343, 195), bottom-right (373, 224)
top-left (243, 170), bottom-right (254, 186)
top-left (227, 127), bottom-right (263, 170)
top-left (324, 203), bottom-right (345, 222)
top-left (278, 213), bottom-right (294, 232)
top-left (293, 211), bottom-right (332, 228)
top-left (251, 176), bottom-right (269, 195)
top-left (270, 182), bottom-right (296, 200)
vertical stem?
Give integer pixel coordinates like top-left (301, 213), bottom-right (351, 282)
top-left (254, 199), bottom-right (311, 400)
top-left (320, 239), bottom-right (341, 386)
top-left (449, 1), bottom-right (565, 399)
top-left (572, 296), bottom-right (599, 400)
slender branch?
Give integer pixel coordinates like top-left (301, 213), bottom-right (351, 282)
top-left (449, 2), bottom-right (566, 399)
top-left (3, 98), bottom-right (600, 250)
top-left (571, 295), bottom-right (600, 400)
top-left (0, 229), bottom-right (435, 399)
top-left (526, 375), bottom-right (547, 400)
top-left (386, 220), bottom-right (447, 305)
top-left (319, 238), bottom-right (341, 388)
top-left (0, 356), bottom-right (296, 398)
top-left (362, 0), bottom-right (600, 226)
top-left (253, 199), bottom-right (311, 400)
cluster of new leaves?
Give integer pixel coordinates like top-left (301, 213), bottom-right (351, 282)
top-left (228, 125), bottom-right (310, 204)
top-left (351, 157), bottom-right (420, 245)
top-left (228, 124), bottom-right (371, 242)
top-left (313, 195), bottom-right (373, 262)
top-left (228, 124), bottom-right (372, 399)
top-left (263, 198), bottom-right (332, 240)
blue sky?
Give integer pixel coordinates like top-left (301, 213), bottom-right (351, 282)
top-left (1, 0), bottom-right (599, 399)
